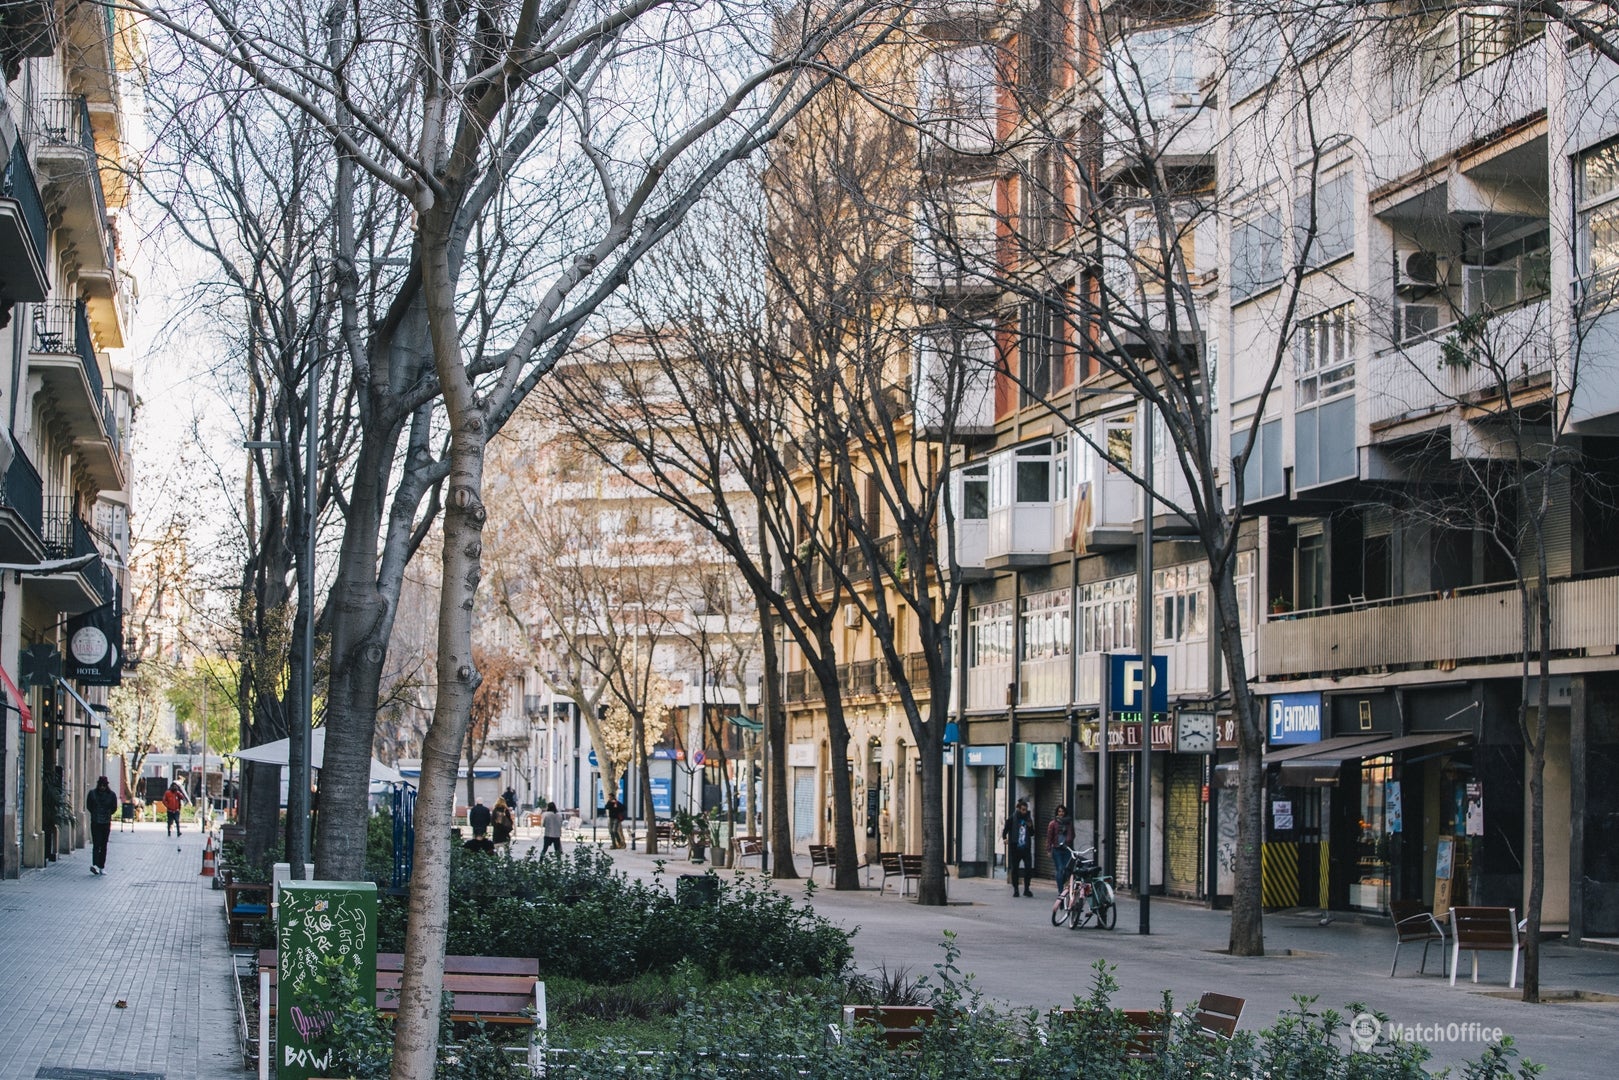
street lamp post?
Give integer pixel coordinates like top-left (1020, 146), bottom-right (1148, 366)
top-left (1137, 404), bottom-right (1153, 936)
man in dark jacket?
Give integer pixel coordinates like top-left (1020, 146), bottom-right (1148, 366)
top-left (1002, 798), bottom-right (1036, 897)
top-left (86, 776), bottom-right (118, 875)
top-left (469, 798), bottom-right (492, 839)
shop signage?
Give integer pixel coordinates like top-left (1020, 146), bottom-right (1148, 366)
top-left (963, 744), bottom-right (1006, 767)
top-left (1107, 653), bottom-right (1168, 718)
top-left (650, 748), bottom-right (685, 760)
top-left (1081, 720), bottom-right (1174, 751)
top-left (276, 881), bottom-right (377, 1080)
top-left (787, 742), bottom-right (818, 768)
top-left (1268, 692), bottom-right (1323, 745)
top-left (1013, 742), bottom-right (1063, 777)
top-left (1217, 715), bottom-right (1239, 748)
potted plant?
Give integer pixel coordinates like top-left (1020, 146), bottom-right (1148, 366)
top-left (1270, 596), bottom-right (1293, 615)
top-left (675, 808), bottom-right (709, 863)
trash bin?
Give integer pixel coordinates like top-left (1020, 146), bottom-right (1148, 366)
top-left (676, 874), bottom-right (719, 908)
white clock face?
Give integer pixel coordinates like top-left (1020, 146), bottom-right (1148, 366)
top-left (1177, 715), bottom-right (1216, 753)
top-left (71, 626), bottom-right (109, 666)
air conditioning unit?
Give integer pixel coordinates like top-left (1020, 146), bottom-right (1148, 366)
top-left (1395, 248), bottom-right (1442, 294)
top-left (843, 603), bottom-right (861, 629)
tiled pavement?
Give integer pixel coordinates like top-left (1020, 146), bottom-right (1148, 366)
top-left (0, 823), bottom-right (246, 1080)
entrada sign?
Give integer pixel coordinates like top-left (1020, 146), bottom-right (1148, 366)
top-left (1268, 692), bottom-right (1323, 745)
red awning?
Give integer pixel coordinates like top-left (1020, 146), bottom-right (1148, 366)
top-left (1, 664), bottom-right (32, 733)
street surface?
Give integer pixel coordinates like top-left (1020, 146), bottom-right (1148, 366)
top-left (1, 825), bottom-right (1613, 1078)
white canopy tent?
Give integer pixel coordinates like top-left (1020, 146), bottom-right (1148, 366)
top-left (233, 728), bottom-right (406, 785)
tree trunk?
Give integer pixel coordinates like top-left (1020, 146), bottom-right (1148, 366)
top-left (390, 236), bottom-right (486, 1080)
top-left (1212, 567), bottom-right (1265, 956)
top-left (314, 430), bottom-right (396, 880)
top-left (759, 598), bottom-right (797, 878)
top-left (824, 691), bottom-right (859, 889)
top-left (1524, 529), bottom-right (1552, 1002)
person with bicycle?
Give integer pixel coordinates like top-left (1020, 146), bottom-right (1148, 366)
top-left (1046, 805), bottom-right (1075, 888)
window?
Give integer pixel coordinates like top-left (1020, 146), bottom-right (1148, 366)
top-left (1579, 142), bottom-right (1619, 291)
top-left (1229, 16), bottom-right (1281, 103)
top-left (918, 46), bottom-right (999, 153)
top-left (1021, 590), bottom-right (1072, 662)
top-left (917, 180), bottom-right (998, 284)
top-left (1019, 297), bottom-right (1064, 406)
top-left (1296, 303), bottom-right (1355, 404)
top-left (1459, 8), bottom-right (1544, 75)
top-left (969, 600), bottom-right (1015, 667)
top-left (962, 463), bottom-right (989, 520)
top-left (1297, 530), bottom-right (1326, 610)
top-left (1078, 575), bottom-right (1136, 654)
top-left (1231, 208), bottom-right (1283, 302)
top-left (1294, 171), bottom-right (1354, 267)
top-left (1153, 563), bottom-right (1209, 645)
top-left (1105, 415), bottom-right (1134, 473)
top-left (1014, 438), bottom-right (1066, 502)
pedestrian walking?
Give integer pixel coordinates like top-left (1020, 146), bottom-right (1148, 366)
top-left (469, 798), bottom-right (492, 839)
top-left (162, 782), bottom-right (185, 837)
top-left (540, 802), bottom-right (564, 860)
top-left (86, 776), bottom-right (117, 874)
top-left (605, 794), bottom-right (626, 849)
top-left (1047, 804), bottom-right (1075, 887)
top-left (1003, 798), bottom-right (1035, 897)
top-left (491, 798), bottom-right (514, 847)
top-left (502, 786), bottom-right (518, 812)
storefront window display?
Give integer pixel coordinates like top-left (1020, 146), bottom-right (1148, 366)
top-left (1350, 755), bottom-right (1393, 911)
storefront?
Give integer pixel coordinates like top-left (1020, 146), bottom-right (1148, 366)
top-left (958, 744), bottom-right (1005, 878)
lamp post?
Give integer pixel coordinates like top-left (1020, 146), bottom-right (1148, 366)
top-left (1137, 403), bottom-right (1153, 936)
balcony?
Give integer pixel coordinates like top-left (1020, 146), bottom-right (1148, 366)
top-left (0, 2), bottom-right (58, 83)
top-left (966, 660), bottom-right (1014, 711)
top-left (1018, 654), bottom-right (1071, 708)
top-left (947, 518), bottom-right (989, 575)
top-left (28, 498), bottom-right (112, 614)
top-left (30, 299), bottom-right (123, 490)
top-left (986, 501), bottom-right (1067, 566)
top-left (1369, 299), bottom-right (1552, 429)
top-left (1099, 24), bottom-right (1218, 179)
top-left (1257, 573), bottom-right (1619, 678)
top-left (29, 95), bottom-right (122, 346)
top-left (0, 444), bottom-right (45, 560)
top-left (914, 0), bottom-right (1009, 39)
top-left (0, 142), bottom-right (49, 302)
top-left (914, 328), bottom-right (997, 441)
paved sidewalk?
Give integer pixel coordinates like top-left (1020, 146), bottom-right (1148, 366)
top-left (596, 843), bottom-right (1619, 1077)
top-left (0, 823), bottom-right (247, 1080)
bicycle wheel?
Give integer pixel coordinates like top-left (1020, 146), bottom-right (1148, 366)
top-left (1095, 897), bottom-right (1117, 929)
top-left (1069, 884), bottom-right (1091, 928)
top-left (1051, 891), bottom-right (1071, 927)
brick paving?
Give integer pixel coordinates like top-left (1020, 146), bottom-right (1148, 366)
top-left (0, 823), bottom-right (247, 1080)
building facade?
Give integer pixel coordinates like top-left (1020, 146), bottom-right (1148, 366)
top-left (0, 4), bottom-right (137, 877)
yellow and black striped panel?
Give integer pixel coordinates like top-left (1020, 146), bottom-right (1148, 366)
top-left (1261, 841), bottom-right (1299, 909)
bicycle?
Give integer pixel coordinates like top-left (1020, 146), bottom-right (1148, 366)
top-left (1051, 846), bottom-right (1116, 930)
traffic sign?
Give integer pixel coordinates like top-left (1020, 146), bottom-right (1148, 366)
top-left (692, 749), bottom-right (706, 766)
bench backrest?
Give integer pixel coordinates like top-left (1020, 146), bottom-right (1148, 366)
top-left (809, 844), bottom-right (833, 866)
top-left (844, 1005), bottom-right (936, 1048)
top-left (258, 951), bottom-right (538, 1022)
top-left (900, 854), bottom-right (922, 876)
top-left (1451, 906), bottom-right (1519, 948)
top-left (1191, 992), bottom-right (1244, 1037)
top-left (880, 852), bottom-right (902, 874)
top-left (1390, 900), bottom-right (1443, 942)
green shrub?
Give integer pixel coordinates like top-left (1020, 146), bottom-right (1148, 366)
top-left (377, 847), bottom-right (853, 984)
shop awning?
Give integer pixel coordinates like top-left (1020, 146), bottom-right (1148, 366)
top-left (1215, 734), bottom-right (1391, 788)
top-left (1347, 730), bottom-right (1471, 758)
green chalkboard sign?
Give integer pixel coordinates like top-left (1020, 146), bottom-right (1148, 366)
top-left (276, 880), bottom-right (378, 1080)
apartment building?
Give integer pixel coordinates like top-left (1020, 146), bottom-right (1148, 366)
top-left (776, 1), bottom-right (1618, 934)
top-left (0, 4), bottom-right (138, 876)
top-left (481, 333), bottom-right (762, 824)
top-left (1220, 8), bottom-right (1619, 935)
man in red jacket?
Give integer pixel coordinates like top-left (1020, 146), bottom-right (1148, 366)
top-left (162, 782), bottom-right (185, 837)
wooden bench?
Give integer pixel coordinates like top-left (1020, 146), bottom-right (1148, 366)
top-left (808, 844), bottom-right (834, 882)
top-left (256, 950), bottom-right (543, 1080)
top-left (1390, 900), bottom-right (1448, 977)
top-left (732, 835), bottom-right (764, 869)
top-left (1449, 906), bottom-right (1522, 988)
top-left (224, 880), bottom-right (271, 947)
top-left (898, 854), bottom-right (943, 898)
top-left (1186, 991), bottom-right (1244, 1038)
top-left (1057, 1007), bottom-right (1167, 1060)
top-left (839, 1004), bottom-right (937, 1049)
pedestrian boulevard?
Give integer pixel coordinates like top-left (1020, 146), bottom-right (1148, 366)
top-left (0, 824), bottom-right (243, 1080)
